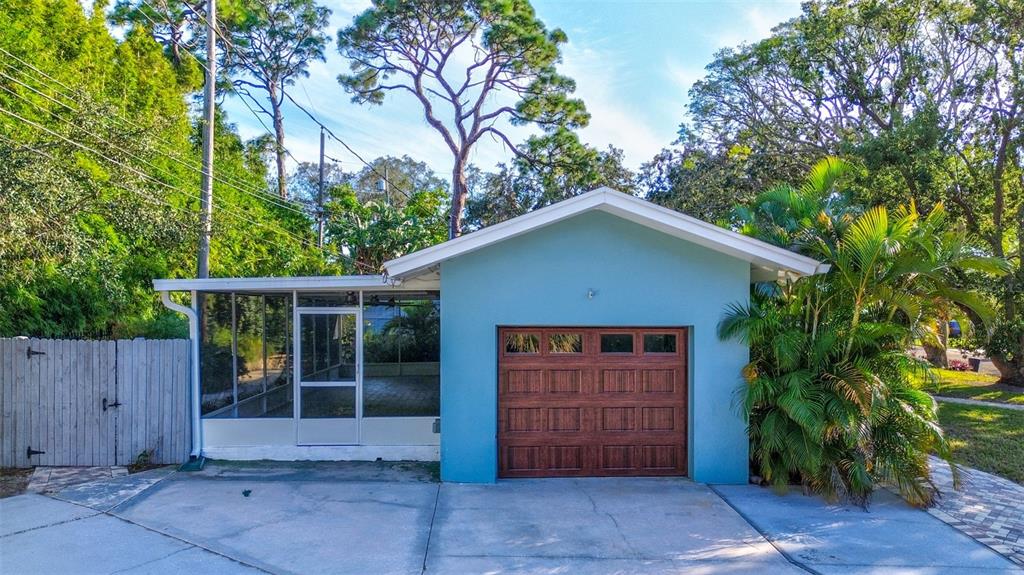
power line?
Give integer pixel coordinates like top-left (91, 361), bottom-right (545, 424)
top-left (0, 51), bottom-right (310, 217)
top-left (63, 3), bottom-right (308, 207)
top-left (286, 93), bottom-right (412, 201)
top-left (0, 80), bottom-right (315, 241)
top-left (0, 104), bottom-right (324, 253)
top-left (0, 132), bottom-right (199, 220)
top-left (133, 0), bottom-right (321, 203)
top-left (1, 36), bottom-right (377, 274)
top-left (0, 127), bottom-right (376, 275)
top-left (196, 11), bottom-right (415, 200)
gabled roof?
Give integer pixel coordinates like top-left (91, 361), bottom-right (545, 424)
top-left (384, 187), bottom-right (828, 282)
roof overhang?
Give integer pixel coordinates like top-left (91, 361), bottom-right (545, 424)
top-left (153, 274), bottom-right (439, 293)
top-left (384, 187), bottom-right (829, 282)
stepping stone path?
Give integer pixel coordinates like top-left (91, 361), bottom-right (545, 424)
top-left (928, 456), bottom-right (1024, 566)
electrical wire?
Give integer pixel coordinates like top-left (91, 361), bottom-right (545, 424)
top-left (0, 132), bottom-right (199, 219)
top-left (0, 45), bottom-right (280, 204)
top-left (0, 104), bottom-right (325, 253)
top-left (0, 50), bottom-right (310, 216)
top-left (0, 82), bottom-right (313, 242)
top-left (196, 11), bottom-right (415, 200)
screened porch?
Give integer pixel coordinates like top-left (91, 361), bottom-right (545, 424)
top-left (153, 275), bottom-right (442, 458)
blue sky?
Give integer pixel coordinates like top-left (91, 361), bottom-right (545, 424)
top-left (221, 1), bottom-right (803, 179)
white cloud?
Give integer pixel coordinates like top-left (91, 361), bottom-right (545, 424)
top-left (558, 42), bottom-right (672, 168)
top-left (709, 2), bottom-right (800, 50)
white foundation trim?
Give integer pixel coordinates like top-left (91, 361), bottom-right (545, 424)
top-left (202, 445), bottom-right (439, 462)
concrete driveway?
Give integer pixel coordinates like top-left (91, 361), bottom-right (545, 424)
top-left (0, 462), bottom-right (1017, 574)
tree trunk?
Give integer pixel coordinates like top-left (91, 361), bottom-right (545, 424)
top-left (924, 321), bottom-right (949, 368)
top-left (449, 156), bottom-right (469, 239)
top-left (923, 343), bottom-right (948, 368)
top-left (271, 95), bottom-right (288, 199)
top-left (990, 355), bottom-right (1024, 387)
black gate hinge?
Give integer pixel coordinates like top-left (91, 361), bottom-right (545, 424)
top-left (103, 398), bottom-right (122, 411)
top-left (26, 347), bottom-right (45, 359)
top-left (26, 446), bottom-right (45, 458)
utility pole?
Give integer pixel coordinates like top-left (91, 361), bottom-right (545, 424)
top-left (317, 126), bottom-right (325, 248)
top-left (197, 0), bottom-right (217, 278)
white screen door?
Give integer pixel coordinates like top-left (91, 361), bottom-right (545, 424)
top-left (295, 308), bottom-right (361, 445)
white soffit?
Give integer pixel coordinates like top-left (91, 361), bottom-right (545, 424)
top-left (384, 187), bottom-right (828, 281)
top-left (153, 274), bottom-right (440, 292)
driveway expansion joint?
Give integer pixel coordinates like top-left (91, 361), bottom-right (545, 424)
top-left (107, 546), bottom-right (194, 575)
top-left (0, 509), bottom-right (102, 539)
top-left (419, 483), bottom-right (441, 575)
top-left (707, 484), bottom-right (822, 575)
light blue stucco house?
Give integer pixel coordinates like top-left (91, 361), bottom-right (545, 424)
top-left (155, 188), bottom-right (827, 484)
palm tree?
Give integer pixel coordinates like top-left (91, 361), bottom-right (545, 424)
top-left (720, 158), bottom-right (1005, 506)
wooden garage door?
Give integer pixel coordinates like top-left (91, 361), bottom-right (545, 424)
top-left (498, 327), bottom-right (688, 478)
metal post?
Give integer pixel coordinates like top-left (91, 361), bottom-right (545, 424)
top-left (317, 126), bottom-right (325, 248)
top-left (197, 0), bottom-right (217, 278)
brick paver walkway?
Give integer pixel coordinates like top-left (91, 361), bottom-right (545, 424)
top-left (928, 456), bottom-right (1024, 566)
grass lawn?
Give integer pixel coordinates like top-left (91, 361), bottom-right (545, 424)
top-left (938, 402), bottom-right (1024, 485)
top-left (913, 367), bottom-right (1024, 405)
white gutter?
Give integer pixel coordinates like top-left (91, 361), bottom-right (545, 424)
top-left (159, 290), bottom-right (202, 459)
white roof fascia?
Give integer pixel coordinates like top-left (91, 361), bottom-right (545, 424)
top-left (153, 274), bottom-right (440, 293)
top-left (384, 187), bottom-right (827, 280)
top-left (383, 190), bottom-right (607, 281)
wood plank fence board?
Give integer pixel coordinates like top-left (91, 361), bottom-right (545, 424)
top-left (103, 341), bottom-right (116, 466)
top-left (13, 338), bottom-right (28, 468)
top-left (1, 338), bottom-right (10, 467)
top-left (1, 337), bottom-right (189, 468)
top-left (35, 338), bottom-right (45, 466)
top-left (160, 340), bottom-right (170, 461)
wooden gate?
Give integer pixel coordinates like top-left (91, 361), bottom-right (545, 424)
top-left (0, 337), bottom-right (191, 468)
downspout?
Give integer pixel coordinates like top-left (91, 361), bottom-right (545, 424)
top-left (160, 290), bottom-right (202, 459)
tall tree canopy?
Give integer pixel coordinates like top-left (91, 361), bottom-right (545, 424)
top-left (336, 0), bottom-right (590, 238)
top-left (466, 139), bottom-right (634, 230)
top-left (0, 0), bottom-right (331, 337)
top-left (222, 0), bottom-right (331, 199)
top-left (682, 0), bottom-right (1023, 382)
top-left (325, 186), bottom-right (448, 273)
top-left (348, 155), bottom-right (448, 207)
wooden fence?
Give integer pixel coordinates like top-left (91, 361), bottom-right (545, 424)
top-left (0, 338), bottom-right (191, 468)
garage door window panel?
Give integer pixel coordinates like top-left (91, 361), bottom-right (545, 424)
top-left (643, 334), bottom-right (677, 354)
top-left (548, 333), bottom-right (583, 354)
top-left (600, 333), bottom-right (634, 354)
top-left (505, 333), bottom-right (540, 354)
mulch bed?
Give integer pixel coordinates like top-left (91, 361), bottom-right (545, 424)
top-left (0, 468), bottom-right (33, 498)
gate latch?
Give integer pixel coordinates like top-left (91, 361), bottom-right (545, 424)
top-left (26, 446), bottom-right (45, 458)
top-left (26, 347), bottom-right (45, 359)
top-left (103, 398), bottom-right (122, 411)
